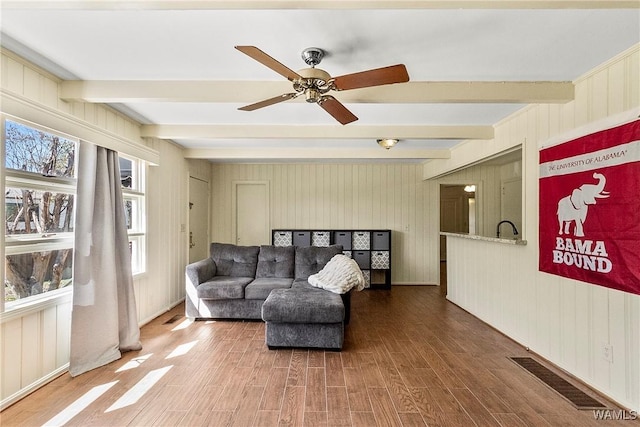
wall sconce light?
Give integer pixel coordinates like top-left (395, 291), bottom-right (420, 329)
top-left (377, 138), bottom-right (399, 150)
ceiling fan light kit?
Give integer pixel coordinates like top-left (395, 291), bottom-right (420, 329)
top-left (377, 138), bottom-right (399, 150)
top-left (235, 45), bottom-right (410, 125)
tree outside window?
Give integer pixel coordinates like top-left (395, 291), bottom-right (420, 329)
top-left (4, 118), bottom-right (76, 303)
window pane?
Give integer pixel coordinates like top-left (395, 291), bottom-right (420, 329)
top-left (119, 157), bottom-right (133, 188)
top-left (5, 120), bottom-right (76, 178)
top-left (5, 187), bottom-right (74, 235)
top-left (129, 236), bottom-right (144, 275)
top-left (4, 249), bottom-right (73, 302)
top-left (124, 199), bottom-right (133, 230)
top-left (124, 197), bottom-right (141, 232)
top-left (123, 196), bottom-right (144, 232)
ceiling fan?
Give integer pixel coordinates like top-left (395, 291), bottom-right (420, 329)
top-left (235, 45), bottom-right (410, 125)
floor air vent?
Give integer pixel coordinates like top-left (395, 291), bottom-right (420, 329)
top-left (510, 357), bottom-right (607, 410)
top-left (163, 315), bottom-right (183, 324)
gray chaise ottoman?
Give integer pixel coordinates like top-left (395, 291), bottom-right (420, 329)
top-left (261, 287), bottom-right (345, 350)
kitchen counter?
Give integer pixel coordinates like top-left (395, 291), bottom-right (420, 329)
top-left (440, 232), bottom-right (527, 245)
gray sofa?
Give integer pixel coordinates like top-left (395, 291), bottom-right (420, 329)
top-left (185, 242), bottom-right (351, 349)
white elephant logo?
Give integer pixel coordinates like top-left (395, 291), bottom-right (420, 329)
top-left (557, 172), bottom-right (610, 237)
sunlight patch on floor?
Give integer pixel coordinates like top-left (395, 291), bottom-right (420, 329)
top-left (104, 366), bottom-right (173, 413)
top-left (115, 353), bottom-right (153, 373)
top-left (171, 318), bottom-right (193, 331)
top-left (42, 381), bottom-right (118, 426)
top-left (166, 341), bottom-right (198, 359)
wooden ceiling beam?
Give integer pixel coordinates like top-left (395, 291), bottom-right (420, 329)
top-left (4, 1), bottom-right (638, 10)
top-left (141, 124), bottom-right (493, 140)
top-left (61, 80), bottom-right (574, 104)
top-left (184, 147), bottom-right (452, 160)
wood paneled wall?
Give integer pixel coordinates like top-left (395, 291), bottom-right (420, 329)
top-left (142, 138), bottom-right (189, 323)
top-left (439, 44), bottom-right (640, 411)
top-left (209, 162), bottom-right (504, 284)
top-left (210, 163), bottom-right (436, 284)
top-left (0, 50), bottom-right (187, 408)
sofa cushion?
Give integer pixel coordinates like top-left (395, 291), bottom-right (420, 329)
top-left (256, 245), bottom-right (295, 279)
top-left (262, 288), bottom-right (344, 323)
top-left (245, 277), bottom-right (293, 300)
top-left (292, 278), bottom-right (314, 289)
top-left (292, 280), bottom-right (353, 325)
top-left (210, 243), bottom-right (260, 277)
top-left (294, 245), bottom-right (343, 280)
top-left (197, 276), bottom-right (254, 300)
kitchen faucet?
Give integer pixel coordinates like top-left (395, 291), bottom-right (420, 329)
top-left (497, 220), bottom-right (519, 238)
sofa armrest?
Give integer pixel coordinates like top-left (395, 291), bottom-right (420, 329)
top-left (185, 258), bottom-right (217, 319)
top-left (186, 258), bottom-right (217, 288)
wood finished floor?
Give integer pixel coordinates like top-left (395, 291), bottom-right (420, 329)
top-left (2, 286), bottom-right (637, 427)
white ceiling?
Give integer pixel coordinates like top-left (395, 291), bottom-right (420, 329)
top-left (1, 1), bottom-right (638, 163)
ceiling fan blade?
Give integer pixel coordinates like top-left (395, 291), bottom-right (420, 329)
top-left (235, 46), bottom-right (303, 82)
top-left (318, 96), bottom-right (358, 125)
top-left (332, 64), bottom-right (409, 91)
top-left (238, 93), bottom-right (299, 111)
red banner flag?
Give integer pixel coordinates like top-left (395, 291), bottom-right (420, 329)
top-left (539, 118), bottom-right (640, 295)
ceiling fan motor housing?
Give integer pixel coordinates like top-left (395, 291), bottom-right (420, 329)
top-left (293, 67), bottom-right (333, 102)
top-left (297, 67), bottom-right (331, 85)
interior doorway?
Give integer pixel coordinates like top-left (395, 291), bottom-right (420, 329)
top-left (188, 176), bottom-right (210, 264)
top-left (439, 184), bottom-right (476, 296)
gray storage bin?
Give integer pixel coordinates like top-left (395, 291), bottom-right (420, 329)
top-left (292, 231), bottom-right (311, 247)
top-left (273, 231), bottom-right (292, 247)
top-left (353, 251), bottom-right (370, 269)
top-left (352, 231), bottom-right (370, 250)
top-left (333, 231), bottom-right (352, 250)
top-left (371, 231), bottom-right (390, 250)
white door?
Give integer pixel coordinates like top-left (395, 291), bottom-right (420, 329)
top-left (233, 181), bottom-right (270, 246)
top-left (189, 176), bottom-right (209, 263)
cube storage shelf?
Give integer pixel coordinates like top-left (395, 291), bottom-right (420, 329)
top-left (272, 229), bottom-right (392, 290)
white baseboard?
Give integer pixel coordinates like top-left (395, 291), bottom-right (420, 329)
top-left (391, 282), bottom-right (438, 286)
top-left (138, 298), bottom-right (185, 327)
top-left (1, 364), bottom-right (69, 411)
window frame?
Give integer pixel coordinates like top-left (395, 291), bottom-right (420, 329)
top-left (3, 115), bottom-right (78, 311)
top-left (119, 154), bottom-right (147, 277)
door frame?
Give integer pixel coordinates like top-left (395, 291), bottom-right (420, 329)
top-left (438, 181), bottom-right (481, 295)
top-left (439, 181), bottom-right (481, 236)
top-left (188, 175), bottom-right (210, 263)
top-left (231, 180), bottom-right (270, 245)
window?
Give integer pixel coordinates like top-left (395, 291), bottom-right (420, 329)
top-left (4, 117), bottom-right (77, 305)
top-left (119, 156), bottom-right (146, 276)
top-left (3, 117), bottom-right (147, 307)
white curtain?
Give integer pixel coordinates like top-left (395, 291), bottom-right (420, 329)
top-left (69, 142), bottom-right (141, 377)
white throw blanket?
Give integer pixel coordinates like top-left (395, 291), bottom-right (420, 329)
top-left (308, 254), bottom-right (365, 294)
